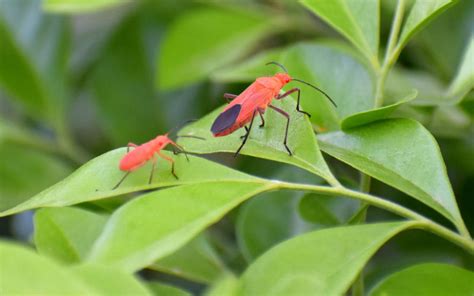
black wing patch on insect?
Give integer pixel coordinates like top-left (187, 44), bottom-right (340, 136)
top-left (211, 104), bottom-right (241, 135)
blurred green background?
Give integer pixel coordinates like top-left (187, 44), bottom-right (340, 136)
top-left (0, 0), bottom-right (473, 293)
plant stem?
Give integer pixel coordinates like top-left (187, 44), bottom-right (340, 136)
top-left (374, 0), bottom-right (406, 108)
top-left (273, 181), bottom-right (474, 253)
top-left (351, 173), bottom-right (372, 296)
top-left (456, 218), bottom-right (472, 241)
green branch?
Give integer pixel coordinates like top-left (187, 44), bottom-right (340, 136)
top-left (351, 172), bottom-right (372, 296)
top-left (374, 0), bottom-right (406, 108)
top-left (272, 181), bottom-right (474, 253)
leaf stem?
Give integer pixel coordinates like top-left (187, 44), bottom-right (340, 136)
top-left (456, 219), bottom-right (472, 241)
top-left (374, 0), bottom-right (406, 107)
top-left (273, 181), bottom-right (474, 253)
top-left (351, 173), bottom-right (371, 296)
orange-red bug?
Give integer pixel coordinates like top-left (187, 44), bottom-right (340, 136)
top-left (112, 128), bottom-right (202, 189)
top-left (210, 62), bottom-right (337, 156)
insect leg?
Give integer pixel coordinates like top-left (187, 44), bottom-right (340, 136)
top-left (223, 93), bottom-right (238, 103)
top-left (127, 142), bottom-right (139, 152)
top-left (240, 126), bottom-right (249, 139)
top-left (258, 109), bottom-right (265, 128)
top-left (112, 171), bottom-right (131, 190)
top-left (158, 151), bottom-right (179, 179)
top-left (169, 141), bottom-right (190, 162)
top-left (148, 155), bottom-right (157, 184)
top-left (276, 88), bottom-right (311, 118)
top-left (269, 104), bottom-right (292, 156)
top-left (234, 110), bottom-right (257, 158)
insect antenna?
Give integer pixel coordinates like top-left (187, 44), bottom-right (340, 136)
top-left (172, 135), bottom-right (205, 161)
top-left (175, 135), bottom-right (205, 140)
top-left (167, 119), bottom-right (198, 138)
top-left (292, 78), bottom-right (337, 108)
top-left (266, 61), bottom-right (288, 73)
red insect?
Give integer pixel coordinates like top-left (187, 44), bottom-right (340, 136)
top-left (210, 62), bottom-right (337, 156)
top-left (112, 129), bottom-right (201, 190)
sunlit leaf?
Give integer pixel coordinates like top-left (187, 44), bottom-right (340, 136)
top-left (318, 118), bottom-right (465, 228)
top-left (72, 265), bottom-right (152, 295)
top-left (147, 282), bottom-right (191, 296)
top-left (0, 150), bottom-right (258, 217)
top-left (43, 0), bottom-right (129, 13)
top-left (397, 0), bottom-right (454, 50)
top-left (34, 207), bottom-right (108, 263)
top-left (88, 181), bottom-right (272, 272)
top-left (157, 8), bottom-right (276, 90)
top-left (0, 241), bottom-right (150, 295)
top-left (300, 0), bottom-right (379, 64)
top-left (341, 89), bottom-right (417, 129)
top-left (204, 273), bottom-right (239, 296)
top-left (178, 96), bottom-right (338, 185)
top-left (151, 233), bottom-right (226, 284)
top-left (239, 222), bottom-right (415, 296)
top-left (369, 263), bottom-right (474, 296)
top-left (0, 241), bottom-right (91, 294)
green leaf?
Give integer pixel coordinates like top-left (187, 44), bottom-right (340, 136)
top-left (0, 241), bottom-right (92, 294)
top-left (178, 96), bottom-right (338, 185)
top-left (151, 233), bottom-right (226, 284)
top-left (157, 8), bottom-right (275, 90)
top-left (71, 265), bottom-right (152, 295)
top-left (0, 116), bottom-right (55, 150)
top-left (298, 193), bottom-right (359, 225)
top-left (0, 0), bottom-right (70, 124)
top-left (299, 0), bottom-right (380, 64)
top-left (0, 150), bottom-right (257, 217)
top-left (206, 41), bottom-right (374, 130)
top-left (236, 191), bottom-right (314, 261)
top-left (147, 282), bottom-right (191, 296)
top-left (397, 0), bottom-right (454, 50)
top-left (88, 181), bottom-right (272, 272)
top-left (428, 105), bottom-right (471, 139)
top-left (90, 11), bottom-right (166, 145)
top-left (282, 42), bottom-right (374, 130)
top-left (204, 273), bottom-right (239, 296)
top-left (447, 36), bottom-right (474, 100)
top-left (341, 89), bottom-right (417, 130)
top-left (34, 207), bottom-right (108, 263)
top-left (0, 144), bottom-right (70, 212)
top-left (0, 241), bottom-right (150, 295)
top-left (239, 222), bottom-right (415, 296)
top-left (43, 0), bottom-right (128, 13)
top-left (385, 67), bottom-right (446, 106)
top-left (410, 0), bottom-right (473, 79)
top-left (317, 118), bottom-right (464, 227)
top-left (369, 263), bottom-right (474, 296)
top-left (211, 48), bottom-right (284, 83)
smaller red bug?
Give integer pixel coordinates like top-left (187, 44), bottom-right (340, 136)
top-left (112, 124), bottom-right (203, 190)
